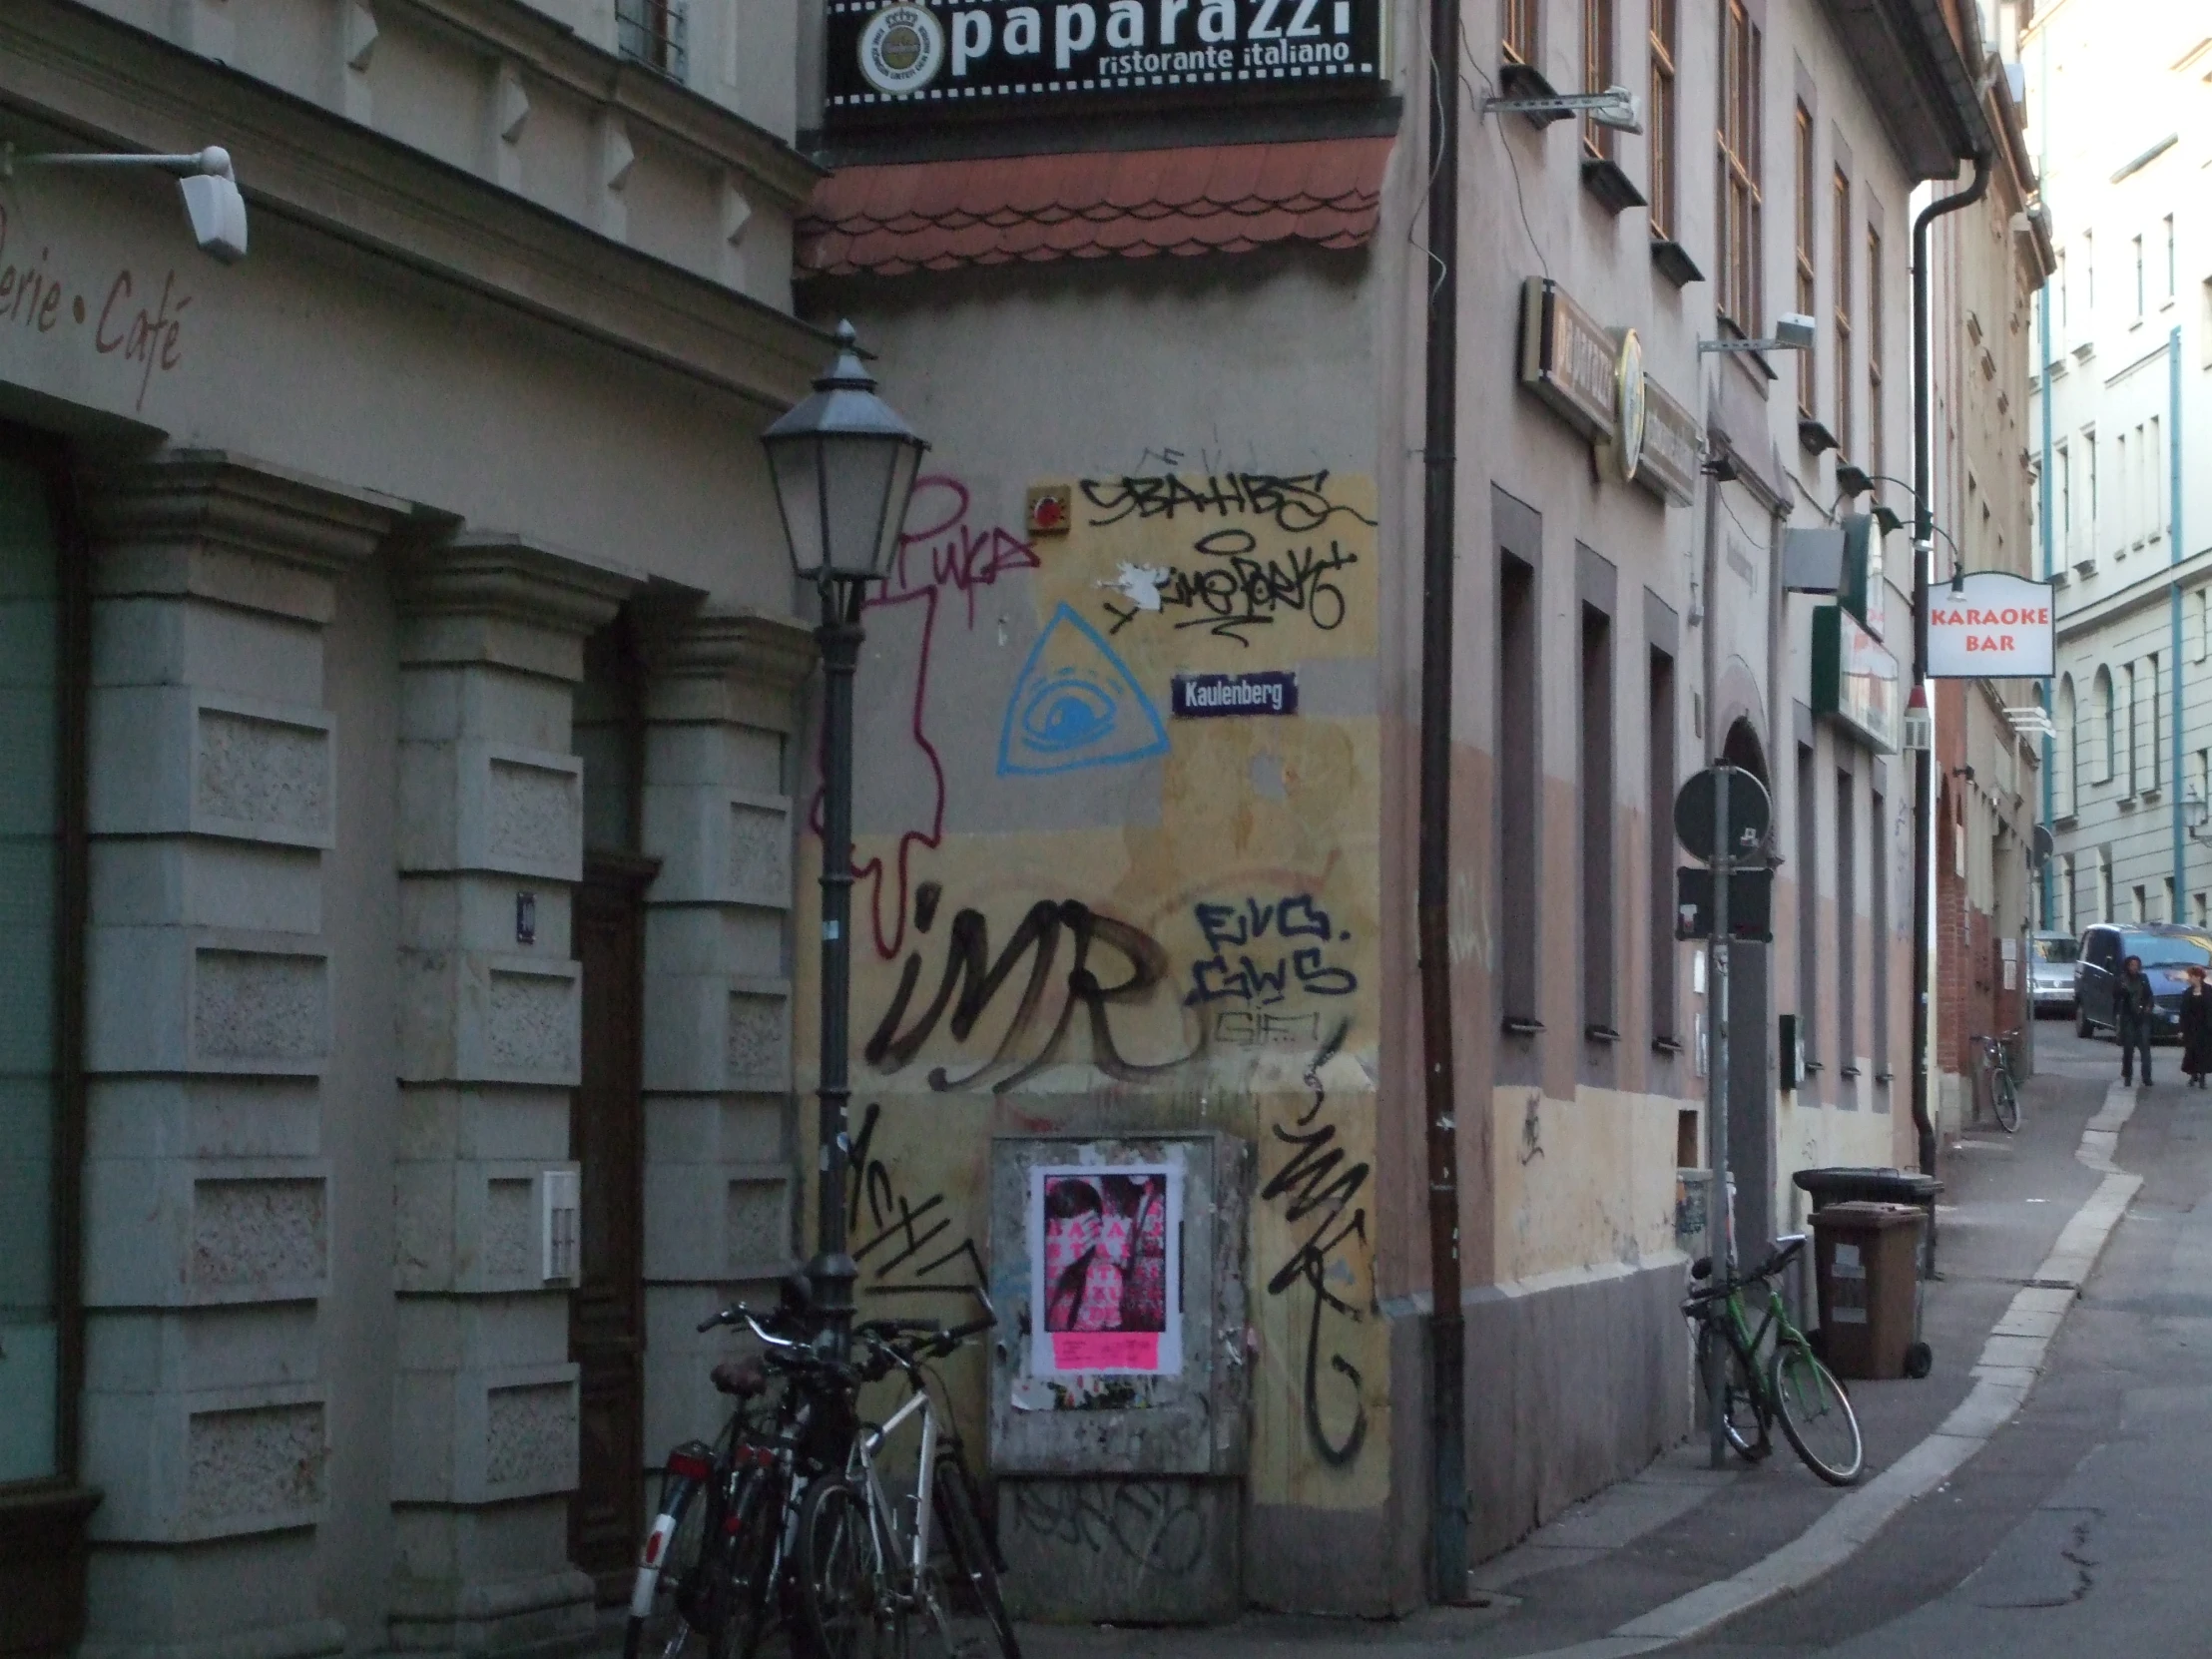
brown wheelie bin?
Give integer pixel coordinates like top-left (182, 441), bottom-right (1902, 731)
top-left (1809, 1202), bottom-right (1923, 1380)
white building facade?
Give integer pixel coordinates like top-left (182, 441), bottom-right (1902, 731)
top-left (2030, 1), bottom-right (2212, 943)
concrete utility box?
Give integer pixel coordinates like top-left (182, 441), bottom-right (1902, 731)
top-left (987, 1133), bottom-right (1250, 1624)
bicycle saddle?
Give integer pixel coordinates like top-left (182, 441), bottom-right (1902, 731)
top-left (711, 1358), bottom-right (768, 1398)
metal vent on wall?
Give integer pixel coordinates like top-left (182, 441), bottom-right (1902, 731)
top-left (617, 0), bottom-right (689, 80)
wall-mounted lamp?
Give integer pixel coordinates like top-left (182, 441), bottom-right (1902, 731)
top-left (1483, 84), bottom-right (1644, 133)
top-left (2188, 786), bottom-right (2212, 842)
top-left (1700, 313), bottom-right (1816, 355)
top-left (1, 143), bottom-right (248, 262)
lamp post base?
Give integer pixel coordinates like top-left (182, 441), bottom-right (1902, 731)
top-left (806, 1249), bottom-right (859, 1352)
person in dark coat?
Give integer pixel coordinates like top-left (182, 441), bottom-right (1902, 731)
top-left (2116, 954), bottom-right (2156, 1088)
top-left (2181, 966), bottom-right (2212, 1087)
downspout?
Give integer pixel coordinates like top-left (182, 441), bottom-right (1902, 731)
top-left (2173, 325), bottom-right (2187, 908)
top-left (1416, 0), bottom-right (1466, 1600)
top-left (1911, 153), bottom-right (1992, 1176)
top-left (2037, 240), bottom-right (2055, 927)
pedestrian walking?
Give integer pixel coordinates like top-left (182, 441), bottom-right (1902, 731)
top-left (2182, 966), bottom-right (2212, 1087)
top-left (2116, 954), bottom-right (2156, 1088)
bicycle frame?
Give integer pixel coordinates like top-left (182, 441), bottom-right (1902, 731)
top-left (850, 1378), bottom-right (942, 1599)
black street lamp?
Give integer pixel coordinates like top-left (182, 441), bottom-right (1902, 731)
top-left (762, 320), bottom-right (927, 1352)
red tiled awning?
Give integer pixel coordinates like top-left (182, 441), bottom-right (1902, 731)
top-left (797, 137), bottom-right (1395, 276)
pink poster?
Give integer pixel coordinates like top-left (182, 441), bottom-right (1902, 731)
top-left (1028, 1162), bottom-right (1183, 1378)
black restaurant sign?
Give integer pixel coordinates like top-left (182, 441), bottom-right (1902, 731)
top-left (825, 0), bottom-right (1386, 125)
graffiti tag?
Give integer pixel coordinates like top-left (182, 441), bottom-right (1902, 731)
top-left (1261, 1020), bottom-right (1370, 1466)
top-left (1078, 472), bottom-right (1379, 534)
top-left (1185, 894), bottom-right (1358, 1007)
top-left (1006, 1480), bottom-right (1210, 1578)
top-left (845, 1100), bottom-right (987, 1298)
top-left (1098, 530), bottom-right (1360, 647)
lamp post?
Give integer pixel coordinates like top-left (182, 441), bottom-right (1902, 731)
top-left (762, 320), bottom-right (927, 1354)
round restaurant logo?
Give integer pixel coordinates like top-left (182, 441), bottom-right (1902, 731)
top-left (858, 4), bottom-right (944, 94)
top-left (1612, 327), bottom-right (1647, 485)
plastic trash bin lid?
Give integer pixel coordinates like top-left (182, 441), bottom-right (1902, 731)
top-left (1791, 1166), bottom-right (1945, 1203)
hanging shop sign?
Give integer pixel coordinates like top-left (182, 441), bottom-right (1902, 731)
top-left (1926, 571), bottom-right (2055, 679)
top-left (1518, 276), bottom-right (1696, 507)
top-left (825, 0), bottom-right (1387, 127)
top-left (1634, 374), bottom-right (1700, 507)
top-left (1812, 604), bottom-right (1902, 752)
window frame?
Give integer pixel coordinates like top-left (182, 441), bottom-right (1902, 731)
top-left (1503, 0), bottom-right (1539, 65)
top-left (1833, 166), bottom-right (1853, 457)
top-left (1868, 219), bottom-right (1885, 484)
top-left (1648, 0), bottom-right (1679, 239)
top-left (1793, 101), bottom-right (1816, 416)
top-left (1584, 0), bottom-right (1618, 161)
top-left (0, 423), bottom-right (90, 1502)
top-left (1717, 0), bottom-right (1765, 337)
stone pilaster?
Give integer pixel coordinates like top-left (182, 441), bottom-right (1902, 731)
top-left (78, 452), bottom-right (399, 1659)
top-left (635, 608), bottom-right (814, 1461)
top-left (389, 536), bottom-right (637, 1655)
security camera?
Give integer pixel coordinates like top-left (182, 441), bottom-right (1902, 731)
top-left (177, 147), bottom-right (247, 263)
top-left (1773, 313), bottom-right (1817, 351)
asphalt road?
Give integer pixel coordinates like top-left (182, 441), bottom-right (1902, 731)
top-left (1674, 1020), bottom-right (2212, 1657)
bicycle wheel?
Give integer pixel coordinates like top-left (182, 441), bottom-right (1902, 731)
top-left (626, 1473), bottom-right (713, 1659)
top-left (1696, 1321), bottom-right (1769, 1462)
top-left (1771, 1343), bottom-right (1864, 1485)
top-left (797, 1476), bottom-right (898, 1659)
top-left (927, 1457), bottom-right (1019, 1659)
top-left (1993, 1068), bottom-right (2021, 1133)
top-left (718, 1469), bottom-right (788, 1659)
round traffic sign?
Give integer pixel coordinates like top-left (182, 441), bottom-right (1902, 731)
top-left (1674, 766), bottom-right (1772, 863)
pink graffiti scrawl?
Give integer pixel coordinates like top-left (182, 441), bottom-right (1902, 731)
top-left (807, 476), bottom-right (1041, 958)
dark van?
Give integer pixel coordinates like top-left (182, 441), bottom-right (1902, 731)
top-left (2075, 921), bottom-right (2212, 1041)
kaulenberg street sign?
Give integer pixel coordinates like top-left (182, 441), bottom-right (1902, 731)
top-left (1926, 571), bottom-right (2056, 679)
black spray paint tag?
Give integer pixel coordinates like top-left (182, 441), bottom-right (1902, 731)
top-left (1170, 670), bottom-right (1299, 719)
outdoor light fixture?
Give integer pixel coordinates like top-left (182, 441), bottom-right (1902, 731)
top-left (762, 319), bottom-right (926, 1356)
top-left (1903, 683), bottom-right (1933, 753)
top-left (1873, 506), bottom-right (1906, 537)
top-left (1699, 313), bottom-right (1817, 354)
top-left (1483, 84), bottom-right (1644, 132)
top-left (2188, 787), bottom-right (2211, 842)
top-left (762, 321), bottom-right (929, 585)
top-left (1835, 463), bottom-right (1874, 496)
top-left (1, 144), bottom-right (248, 262)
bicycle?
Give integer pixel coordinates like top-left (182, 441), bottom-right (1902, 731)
top-left (1683, 1236), bottom-right (1865, 1486)
top-left (796, 1315), bottom-right (1018, 1659)
top-left (1973, 1029), bottom-right (2021, 1133)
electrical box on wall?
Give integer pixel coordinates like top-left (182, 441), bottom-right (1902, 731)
top-left (986, 1132), bottom-right (1251, 1625)
top-left (541, 1168), bottom-right (579, 1284)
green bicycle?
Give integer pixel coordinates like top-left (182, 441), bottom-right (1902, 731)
top-left (1684, 1236), bottom-right (1864, 1486)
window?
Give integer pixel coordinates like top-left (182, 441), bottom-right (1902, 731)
top-left (1834, 169), bottom-right (1853, 454)
top-left (1584, 0), bottom-right (1618, 160)
top-left (1797, 745), bottom-right (1819, 1068)
top-left (2197, 892), bottom-right (2207, 928)
top-left (1793, 105), bottom-right (1817, 417)
top-left (1868, 223), bottom-right (1885, 483)
top-left (2055, 249), bottom-right (2068, 349)
top-left (2151, 414), bottom-right (2165, 541)
top-left (2099, 849), bottom-right (2113, 920)
top-left (2168, 877), bottom-right (2180, 923)
top-left (2058, 673), bottom-right (2077, 815)
top-left (1837, 769), bottom-right (1858, 1071)
top-left (2084, 231), bottom-right (2095, 310)
top-left (2063, 855), bottom-right (2077, 933)
top-left (2150, 654), bottom-right (2162, 791)
top-left (2095, 665), bottom-right (2115, 782)
top-left (2126, 663), bottom-right (2139, 794)
top-left (0, 447), bottom-right (83, 1494)
top-left (2196, 589), bottom-right (2209, 664)
top-left (1872, 787), bottom-right (1888, 1077)
top-left (2056, 440), bottom-right (2071, 549)
top-left (2166, 215), bottom-right (2178, 301)
top-left (2134, 233), bottom-right (2146, 317)
top-left (616, 0), bottom-right (689, 78)
top-left (1499, 552), bottom-right (1540, 1026)
top-left (1649, 0), bottom-right (1679, 239)
top-left (1717, 0), bottom-right (1765, 335)
top-left (1649, 644), bottom-right (1678, 1045)
top-left (1580, 599), bottom-right (1616, 1035)
top-left (2086, 429), bottom-right (2099, 542)
top-left (1503, 0), bottom-right (1538, 64)
top-left (2133, 884), bottom-right (2147, 923)
top-left (2117, 430), bottom-right (2130, 549)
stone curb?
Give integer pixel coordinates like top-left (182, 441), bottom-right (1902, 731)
top-left (1514, 1083), bottom-right (2144, 1659)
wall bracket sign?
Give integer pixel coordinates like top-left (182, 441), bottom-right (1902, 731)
top-left (826, 0), bottom-right (1388, 127)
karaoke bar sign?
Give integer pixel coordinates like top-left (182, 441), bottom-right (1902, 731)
top-left (825, 0), bottom-right (1386, 125)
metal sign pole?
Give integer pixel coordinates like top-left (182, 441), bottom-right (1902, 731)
top-left (1707, 768), bottom-right (1734, 1469)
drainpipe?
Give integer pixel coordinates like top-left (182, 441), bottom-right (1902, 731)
top-left (1415, 0), bottom-right (1466, 1600)
top-left (2037, 233), bottom-right (2055, 927)
top-left (1911, 153), bottom-right (1992, 1176)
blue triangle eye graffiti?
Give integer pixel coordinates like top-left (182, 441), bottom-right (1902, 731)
top-left (996, 603), bottom-right (1171, 777)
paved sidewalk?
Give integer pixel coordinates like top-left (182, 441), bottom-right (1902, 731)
top-left (1018, 1048), bottom-right (2122, 1659)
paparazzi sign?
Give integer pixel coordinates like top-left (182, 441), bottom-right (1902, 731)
top-left (826, 0), bottom-right (1386, 125)
top-left (1926, 571), bottom-right (2055, 679)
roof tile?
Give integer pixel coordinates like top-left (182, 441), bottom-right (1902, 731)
top-left (797, 137), bottom-right (1393, 276)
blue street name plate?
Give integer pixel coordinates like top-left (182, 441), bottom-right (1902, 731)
top-left (1171, 670), bottom-right (1299, 718)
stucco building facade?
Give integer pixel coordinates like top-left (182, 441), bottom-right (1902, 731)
top-left (2031, 0), bottom-right (2212, 955)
